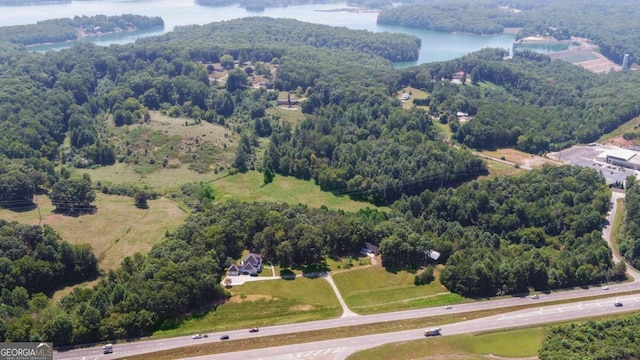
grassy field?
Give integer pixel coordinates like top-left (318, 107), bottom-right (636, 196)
top-left (80, 162), bottom-right (217, 193)
top-left (266, 101), bottom-right (305, 127)
top-left (332, 265), bottom-right (464, 314)
top-left (0, 193), bottom-right (186, 272)
top-left (211, 171), bottom-right (384, 213)
top-left (599, 115), bottom-right (640, 143)
top-left (481, 159), bottom-right (524, 178)
top-left (432, 120), bottom-right (453, 141)
top-left (611, 197), bottom-right (626, 262)
top-left (398, 86), bottom-right (429, 110)
top-left (480, 148), bottom-right (561, 169)
top-left (154, 277), bottom-right (342, 336)
top-left (347, 327), bottom-right (544, 360)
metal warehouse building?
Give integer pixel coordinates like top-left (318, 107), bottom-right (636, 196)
top-left (600, 148), bottom-right (640, 170)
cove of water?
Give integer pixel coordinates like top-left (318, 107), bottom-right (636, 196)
top-left (0, 0), bottom-right (515, 66)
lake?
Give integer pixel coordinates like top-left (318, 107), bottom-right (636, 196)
top-left (0, 0), bottom-right (515, 66)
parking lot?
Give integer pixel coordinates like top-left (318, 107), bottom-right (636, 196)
top-left (548, 145), bottom-right (635, 185)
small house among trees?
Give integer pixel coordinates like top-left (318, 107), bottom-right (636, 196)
top-left (227, 253), bottom-right (263, 276)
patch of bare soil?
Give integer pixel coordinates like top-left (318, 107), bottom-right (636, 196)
top-left (289, 304), bottom-right (314, 311)
top-left (604, 136), bottom-right (632, 147)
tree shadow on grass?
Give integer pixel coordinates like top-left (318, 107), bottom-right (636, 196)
top-left (1, 201), bottom-right (36, 213)
top-left (53, 205), bottom-right (97, 217)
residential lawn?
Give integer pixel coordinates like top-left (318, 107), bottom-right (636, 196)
top-left (154, 277), bottom-right (342, 336)
top-left (332, 266), bottom-right (464, 314)
top-left (0, 193), bottom-right (186, 272)
top-left (347, 327), bottom-right (544, 360)
top-left (398, 86), bottom-right (429, 110)
top-left (211, 171), bottom-right (385, 213)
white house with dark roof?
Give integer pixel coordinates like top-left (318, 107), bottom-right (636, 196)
top-left (226, 253), bottom-right (263, 276)
top-left (227, 264), bottom-right (240, 276)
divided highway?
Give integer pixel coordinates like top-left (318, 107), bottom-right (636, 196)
top-left (55, 191), bottom-right (640, 360)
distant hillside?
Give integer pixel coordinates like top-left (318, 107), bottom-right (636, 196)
top-left (0, 14), bottom-right (164, 46)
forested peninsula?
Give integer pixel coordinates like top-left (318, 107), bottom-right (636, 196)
top-left (0, 14), bottom-right (163, 47)
top-left (0, 12), bottom-right (637, 351)
top-left (378, 0), bottom-right (640, 65)
top-left (195, 0), bottom-right (392, 11)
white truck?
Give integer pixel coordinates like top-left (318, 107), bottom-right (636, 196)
top-left (424, 328), bottom-right (441, 337)
top-left (103, 343), bottom-right (113, 354)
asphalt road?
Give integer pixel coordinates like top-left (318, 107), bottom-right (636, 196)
top-left (55, 191), bottom-right (640, 360)
top-left (183, 294), bottom-right (640, 360)
top-left (54, 281), bottom-right (640, 360)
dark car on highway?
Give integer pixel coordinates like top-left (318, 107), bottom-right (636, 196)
top-left (220, 335), bottom-right (230, 340)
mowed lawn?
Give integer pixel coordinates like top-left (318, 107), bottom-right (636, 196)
top-left (348, 327), bottom-right (544, 360)
top-left (212, 171), bottom-right (384, 213)
top-left (0, 193), bottom-right (186, 272)
top-left (155, 277), bottom-right (342, 336)
top-left (332, 266), bottom-right (464, 314)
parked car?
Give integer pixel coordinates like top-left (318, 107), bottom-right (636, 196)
top-left (249, 327), bottom-right (259, 333)
top-left (615, 301), bottom-right (623, 307)
top-left (220, 334), bottom-right (230, 340)
top-left (192, 334), bottom-right (203, 339)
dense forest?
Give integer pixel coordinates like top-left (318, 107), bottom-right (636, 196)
top-left (139, 17), bottom-right (421, 63)
top-left (0, 0), bottom-right (68, 4)
top-left (0, 15), bottom-right (164, 47)
top-left (0, 221), bottom-right (98, 296)
top-left (195, 0), bottom-right (391, 12)
top-left (392, 165), bottom-right (623, 296)
top-left (378, 0), bottom-right (640, 65)
top-left (264, 103), bottom-right (486, 204)
top-left (539, 315), bottom-right (640, 359)
top-left (399, 48), bottom-right (640, 153)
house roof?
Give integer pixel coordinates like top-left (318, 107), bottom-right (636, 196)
top-left (243, 253), bottom-right (262, 265)
top-left (365, 242), bottom-right (379, 253)
top-left (227, 264), bottom-right (240, 272)
top-left (240, 263), bottom-right (257, 272)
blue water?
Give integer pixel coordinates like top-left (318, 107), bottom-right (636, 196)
top-left (0, 0), bottom-right (515, 65)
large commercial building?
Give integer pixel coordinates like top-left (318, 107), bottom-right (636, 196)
top-left (599, 148), bottom-right (640, 170)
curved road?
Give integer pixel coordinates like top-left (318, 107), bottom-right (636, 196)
top-left (55, 191), bottom-right (640, 360)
